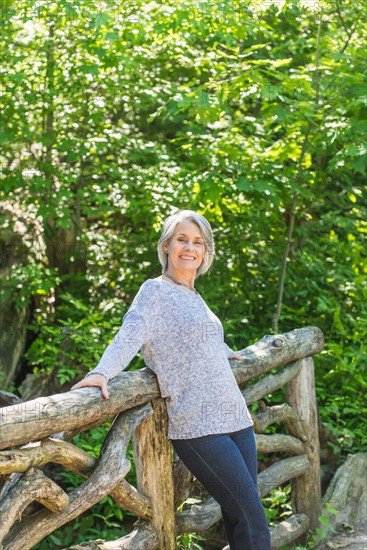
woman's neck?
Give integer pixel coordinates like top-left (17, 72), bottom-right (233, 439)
top-left (163, 268), bottom-right (196, 288)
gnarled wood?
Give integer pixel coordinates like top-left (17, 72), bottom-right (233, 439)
top-left (250, 403), bottom-right (307, 441)
top-left (243, 360), bottom-right (303, 405)
top-left (270, 513), bottom-right (310, 548)
top-left (0, 438), bottom-right (95, 475)
top-left (175, 496), bottom-right (223, 535)
top-left (232, 326), bottom-right (324, 386)
top-left (0, 439), bottom-right (152, 520)
top-left (66, 519), bottom-right (159, 549)
top-left (258, 455), bottom-right (309, 497)
top-left (0, 467), bottom-right (68, 542)
top-left (0, 327), bottom-right (325, 550)
top-left (222, 513), bottom-right (310, 550)
top-left (0, 326), bottom-right (324, 450)
top-left (133, 399), bottom-right (175, 550)
top-left (2, 403), bottom-right (152, 550)
top-left (255, 433), bottom-right (305, 455)
top-left (173, 453), bottom-right (194, 510)
top-left (101, 519), bottom-right (159, 549)
top-left (0, 391), bottom-right (22, 408)
top-left (66, 513), bottom-right (311, 550)
top-left (286, 357), bottom-right (321, 529)
top-left (111, 479), bottom-right (152, 520)
top-left (0, 369), bottom-right (160, 451)
top-left (320, 453), bottom-right (367, 532)
top-left (314, 529), bottom-right (367, 550)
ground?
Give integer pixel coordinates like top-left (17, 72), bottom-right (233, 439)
top-left (314, 528), bottom-right (367, 550)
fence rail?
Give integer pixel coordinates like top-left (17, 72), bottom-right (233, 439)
top-left (0, 325), bottom-right (324, 549)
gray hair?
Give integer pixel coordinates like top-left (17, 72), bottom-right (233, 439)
top-left (157, 209), bottom-right (215, 279)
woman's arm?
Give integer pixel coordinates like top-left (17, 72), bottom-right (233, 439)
top-left (70, 279), bottom-right (159, 399)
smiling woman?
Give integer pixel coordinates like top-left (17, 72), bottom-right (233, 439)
top-left (161, 221), bottom-right (206, 292)
top-left (71, 209), bottom-right (271, 550)
top-left (157, 209), bottom-right (215, 284)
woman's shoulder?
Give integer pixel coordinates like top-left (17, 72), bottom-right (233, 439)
top-left (137, 277), bottom-right (164, 298)
top-left (127, 278), bottom-right (163, 312)
top-left (141, 277), bottom-right (162, 290)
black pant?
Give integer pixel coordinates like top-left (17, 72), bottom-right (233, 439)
top-left (171, 426), bottom-right (271, 550)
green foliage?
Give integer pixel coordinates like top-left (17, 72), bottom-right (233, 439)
top-left (262, 484), bottom-right (293, 526)
top-left (25, 294), bottom-right (123, 384)
top-left (176, 532), bottom-right (206, 550)
top-left (34, 504), bottom-right (126, 550)
top-left (176, 498), bottom-right (207, 549)
top-left (25, 288), bottom-right (146, 385)
top-left (286, 503), bottom-right (339, 550)
top-left (1, 264), bottom-right (61, 309)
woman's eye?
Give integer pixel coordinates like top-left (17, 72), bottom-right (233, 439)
top-left (177, 238), bottom-right (203, 245)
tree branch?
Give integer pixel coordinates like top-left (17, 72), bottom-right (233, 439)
top-left (0, 468), bottom-right (68, 543)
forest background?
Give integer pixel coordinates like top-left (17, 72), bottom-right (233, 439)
top-left (1, 0), bottom-right (366, 548)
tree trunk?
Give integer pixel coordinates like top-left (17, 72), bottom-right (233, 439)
top-left (286, 356), bottom-right (321, 529)
top-left (133, 398), bottom-right (176, 549)
top-left (320, 453), bottom-right (367, 532)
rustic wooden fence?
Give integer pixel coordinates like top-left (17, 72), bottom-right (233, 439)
top-left (0, 325), bottom-right (324, 549)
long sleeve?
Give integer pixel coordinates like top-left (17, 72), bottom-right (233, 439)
top-left (86, 279), bottom-right (159, 382)
top-left (85, 275), bottom-right (254, 439)
top-left (223, 342), bottom-right (234, 358)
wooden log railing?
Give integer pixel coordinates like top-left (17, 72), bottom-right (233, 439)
top-left (0, 325), bottom-right (324, 549)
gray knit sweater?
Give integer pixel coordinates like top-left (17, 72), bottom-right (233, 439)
top-left (87, 277), bottom-right (253, 439)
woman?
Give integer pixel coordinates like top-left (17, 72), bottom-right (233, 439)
top-left (71, 209), bottom-right (271, 550)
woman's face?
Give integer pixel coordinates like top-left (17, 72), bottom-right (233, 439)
top-left (165, 221), bottom-right (206, 274)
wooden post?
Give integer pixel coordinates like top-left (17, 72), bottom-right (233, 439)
top-left (285, 356), bottom-right (321, 529)
top-left (133, 398), bottom-right (176, 549)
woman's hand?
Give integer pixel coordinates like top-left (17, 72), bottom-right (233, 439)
top-left (231, 352), bottom-right (243, 360)
top-left (70, 373), bottom-right (109, 400)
